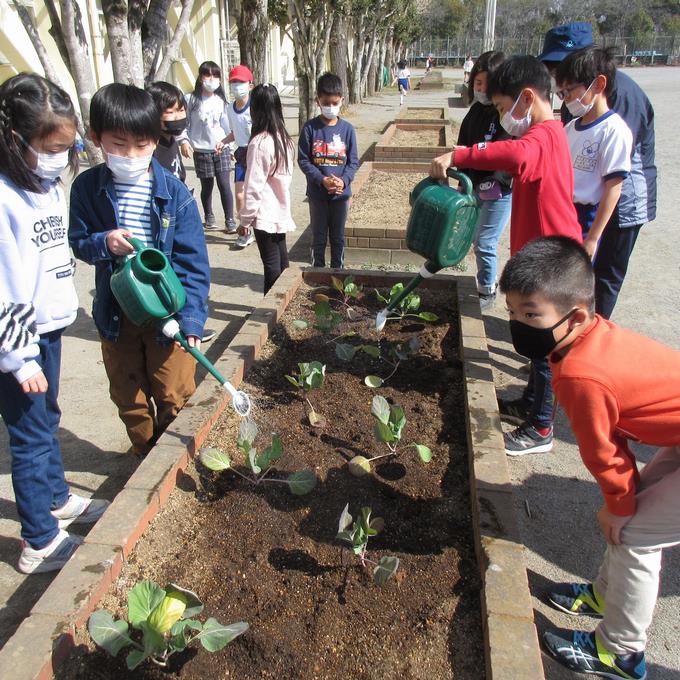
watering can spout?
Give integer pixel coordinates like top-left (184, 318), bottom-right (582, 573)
top-left (160, 320), bottom-right (252, 417)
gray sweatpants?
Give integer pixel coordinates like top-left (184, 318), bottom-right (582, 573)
top-left (594, 445), bottom-right (680, 654)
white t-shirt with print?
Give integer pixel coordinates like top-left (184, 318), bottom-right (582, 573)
top-left (227, 99), bottom-right (252, 148)
top-left (186, 93), bottom-right (231, 152)
top-left (565, 110), bottom-right (632, 205)
top-left (397, 68), bottom-right (411, 79)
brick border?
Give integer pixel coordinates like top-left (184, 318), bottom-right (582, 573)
top-left (374, 122), bottom-right (453, 163)
top-left (0, 268), bottom-right (542, 680)
top-left (394, 105), bottom-right (447, 125)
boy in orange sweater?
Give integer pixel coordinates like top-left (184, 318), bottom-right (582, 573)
top-left (499, 235), bottom-right (680, 680)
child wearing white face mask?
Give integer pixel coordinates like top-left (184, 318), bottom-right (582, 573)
top-left (0, 73), bottom-right (111, 574)
top-left (184, 61), bottom-right (236, 233)
top-left (69, 83), bottom-right (210, 459)
top-left (223, 64), bottom-right (254, 246)
top-left (431, 55), bottom-right (582, 458)
top-left (555, 47), bottom-right (632, 261)
top-left (298, 72), bottom-right (359, 269)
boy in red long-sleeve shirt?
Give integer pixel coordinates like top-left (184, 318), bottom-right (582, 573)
top-left (431, 55), bottom-right (582, 456)
top-left (499, 236), bottom-right (680, 680)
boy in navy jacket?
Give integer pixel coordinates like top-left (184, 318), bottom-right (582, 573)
top-left (69, 84), bottom-right (209, 456)
top-left (298, 72), bottom-right (359, 269)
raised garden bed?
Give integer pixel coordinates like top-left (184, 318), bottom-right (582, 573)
top-left (0, 269), bottom-right (543, 680)
top-left (395, 106), bottom-right (447, 125)
top-left (374, 123), bottom-right (453, 164)
top-left (417, 71), bottom-right (443, 90)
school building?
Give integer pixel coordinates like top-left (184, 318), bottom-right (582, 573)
top-left (0, 0), bottom-right (297, 100)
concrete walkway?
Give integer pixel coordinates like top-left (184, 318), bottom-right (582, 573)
top-left (1, 67), bottom-right (678, 678)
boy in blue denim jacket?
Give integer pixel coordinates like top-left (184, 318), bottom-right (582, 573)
top-left (69, 84), bottom-right (209, 456)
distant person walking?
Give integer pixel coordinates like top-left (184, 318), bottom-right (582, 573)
top-left (463, 54), bottom-right (474, 84)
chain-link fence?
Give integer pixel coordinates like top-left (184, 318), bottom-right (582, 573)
top-left (409, 35), bottom-right (680, 66)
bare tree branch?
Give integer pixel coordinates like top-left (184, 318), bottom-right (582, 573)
top-left (154, 0), bottom-right (196, 82)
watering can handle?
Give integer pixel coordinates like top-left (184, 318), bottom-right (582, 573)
top-left (446, 168), bottom-right (474, 197)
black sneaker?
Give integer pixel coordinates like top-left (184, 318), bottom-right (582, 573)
top-left (497, 397), bottom-right (531, 423)
top-left (547, 582), bottom-right (605, 618)
top-left (479, 291), bottom-right (496, 311)
top-left (543, 628), bottom-right (647, 679)
top-left (201, 328), bottom-right (216, 343)
top-left (504, 422), bottom-right (553, 456)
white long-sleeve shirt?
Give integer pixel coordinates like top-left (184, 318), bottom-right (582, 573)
top-left (0, 174), bottom-right (77, 382)
top-left (240, 132), bottom-right (296, 234)
top-left (186, 92), bottom-right (231, 152)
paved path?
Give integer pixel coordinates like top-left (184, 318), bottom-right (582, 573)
top-left (1, 67), bottom-right (678, 679)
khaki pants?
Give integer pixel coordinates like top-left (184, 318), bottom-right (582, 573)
top-left (100, 317), bottom-right (196, 455)
top-left (594, 445), bottom-right (680, 654)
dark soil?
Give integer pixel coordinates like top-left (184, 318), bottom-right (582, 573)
top-left (57, 282), bottom-right (484, 680)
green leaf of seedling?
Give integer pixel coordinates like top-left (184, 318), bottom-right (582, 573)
top-left (139, 620), bottom-right (167, 657)
top-left (170, 619), bottom-right (203, 636)
top-left (313, 292), bottom-right (330, 304)
top-left (374, 288), bottom-right (388, 304)
top-left (335, 343), bottom-right (357, 361)
top-left (331, 275), bottom-right (344, 293)
top-left (369, 516), bottom-right (385, 534)
top-left (388, 283), bottom-right (404, 305)
top-left (127, 580), bottom-right (166, 629)
top-left (373, 556), bottom-right (400, 586)
top-left (165, 583), bottom-right (203, 620)
top-left (238, 418), bottom-right (258, 447)
top-left (248, 447), bottom-right (261, 474)
top-left (345, 280), bottom-right (361, 299)
top-left (88, 610), bottom-right (135, 656)
top-left (337, 503), bottom-right (353, 535)
top-left (371, 395), bottom-right (391, 425)
top-left (261, 434), bottom-right (283, 463)
top-left (374, 420), bottom-right (396, 443)
top-left (292, 319), bottom-right (309, 330)
top-left (364, 375), bottom-right (383, 388)
top-left (285, 374), bottom-right (301, 389)
top-left (402, 292), bottom-right (421, 312)
top-left (359, 507), bottom-right (372, 534)
top-left (389, 405), bottom-right (406, 440)
top-left (287, 469), bottom-right (317, 495)
top-left (360, 344), bottom-right (380, 358)
top-left (418, 311), bottom-right (438, 322)
top-left (196, 619), bottom-right (249, 653)
top-left (126, 649), bottom-right (148, 670)
top-left (198, 447), bottom-right (231, 471)
top-left (337, 530), bottom-right (353, 544)
top-left (413, 444), bottom-right (433, 463)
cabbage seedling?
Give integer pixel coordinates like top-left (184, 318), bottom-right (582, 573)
top-left (348, 395), bottom-right (432, 475)
top-left (312, 299), bottom-right (343, 333)
top-left (364, 337), bottom-right (419, 388)
top-left (336, 504), bottom-right (399, 585)
top-left (331, 275), bottom-right (364, 319)
top-left (374, 283), bottom-right (439, 325)
top-left (285, 361), bottom-right (327, 426)
top-left (200, 419), bottom-right (317, 495)
top-left (88, 580), bottom-right (248, 670)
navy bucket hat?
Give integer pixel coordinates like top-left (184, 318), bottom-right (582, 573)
top-left (538, 22), bottom-right (594, 62)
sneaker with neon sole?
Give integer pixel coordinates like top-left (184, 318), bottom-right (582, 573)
top-left (51, 494), bottom-right (109, 529)
top-left (234, 230), bottom-right (255, 248)
top-left (543, 628), bottom-right (647, 679)
top-left (18, 529), bottom-right (83, 574)
top-left (547, 582), bottom-right (605, 618)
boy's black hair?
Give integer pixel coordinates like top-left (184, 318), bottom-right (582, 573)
top-left (250, 84), bottom-right (293, 174)
top-left (499, 236), bottom-right (595, 315)
top-left (0, 72), bottom-right (79, 193)
top-left (190, 61), bottom-right (227, 109)
top-left (397, 59), bottom-right (407, 69)
top-left (487, 55), bottom-right (551, 102)
top-left (316, 72), bottom-right (343, 98)
top-left (468, 50), bottom-right (505, 101)
top-left (555, 46), bottom-right (617, 97)
top-left (90, 83), bottom-right (161, 140)
top-left (146, 81), bottom-right (187, 113)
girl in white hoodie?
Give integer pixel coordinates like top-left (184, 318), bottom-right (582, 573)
top-left (0, 74), bottom-right (108, 574)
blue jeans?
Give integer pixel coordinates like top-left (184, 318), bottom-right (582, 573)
top-left (0, 330), bottom-right (69, 548)
top-left (473, 193), bottom-right (512, 295)
top-left (521, 357), bottom-right (554, 429)
top-left (309, 198), bottom-right (349, 268)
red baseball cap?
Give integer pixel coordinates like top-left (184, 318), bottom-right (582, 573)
top-left (229, 65), bottom-right (253, 82)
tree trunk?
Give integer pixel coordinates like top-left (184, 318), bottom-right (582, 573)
top-left (384, 27), bottom-right (395, 84)
top-left (142, 0), bottom-right (172, 79)
top-left (367, 59), bottom-right (376, 96)
top-left (237, 0), bottom-right (269, 83)
top-left (127, 0), bottom-right (147, 87)
top-left (348, 11), bottom-right (366, 104)
top-left (329, 13), bottom-right (349, 98)
top-left (154, 0), bottom-right (196, 82)
top-left (44, 0), bottom-right (72, 72)
top-left (102, 0), bottom-right (134, 84)
top-left (58, 0), bottom-right (103, 164)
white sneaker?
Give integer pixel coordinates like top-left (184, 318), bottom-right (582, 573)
top-left (18, 529), bottom-right (83, 574)
top-left (234, 230), bottom-right (255, 248)
top-left (51, 493), bottom-right (110, 529)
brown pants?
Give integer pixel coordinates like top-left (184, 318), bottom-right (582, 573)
top-left (100, 317), bottom-right (196, 455)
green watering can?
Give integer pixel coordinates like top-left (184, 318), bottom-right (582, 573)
top-left (375, 169), bottom-right (480, 330)
top-left (110, 237), bottom-right (251, 416)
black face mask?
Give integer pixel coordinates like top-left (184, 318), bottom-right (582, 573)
top-left (163, 118), bottom-right (187, 136)
top-left (509, 309), bottom-right (577, 359)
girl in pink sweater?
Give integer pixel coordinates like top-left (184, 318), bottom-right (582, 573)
top-left (239, 84), bottom-right (296, 294)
